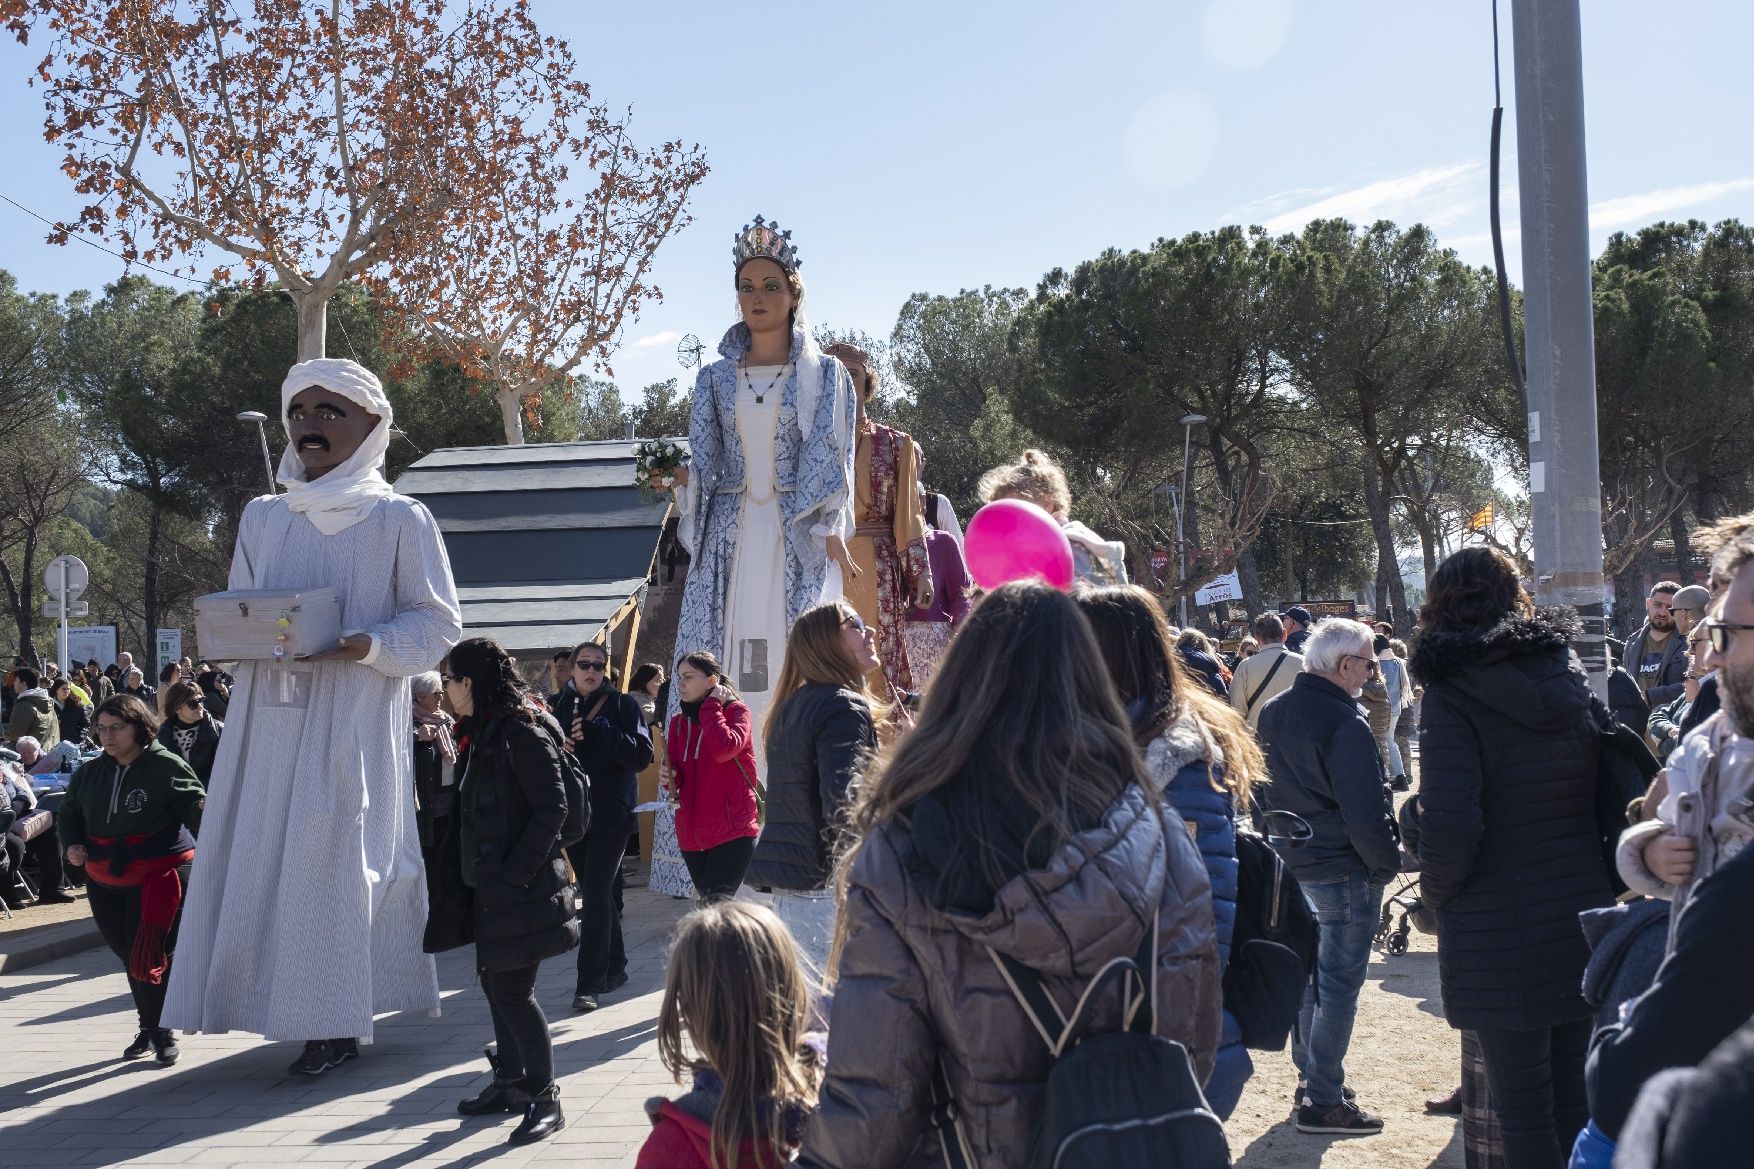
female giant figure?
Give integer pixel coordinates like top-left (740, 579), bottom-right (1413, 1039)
top-left (663, 217), bottom-right (858, 744)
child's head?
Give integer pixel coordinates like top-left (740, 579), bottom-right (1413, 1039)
top-left (658, 902), bottom-right (820, 1168)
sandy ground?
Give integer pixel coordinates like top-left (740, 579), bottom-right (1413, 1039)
top-left (1226, 897), bottom-right (1464, 1168)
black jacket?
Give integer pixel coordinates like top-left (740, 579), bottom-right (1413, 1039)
top-left (1409, 608), bottom-right (1614, 1031)
top-left (746, 683), bottom-right (875, 892)
top-left (1678, 673), bottom-right (1720, 737)
top-left (1256, 672), bottom-right (1399, 885)
top-left (1614, 1015), bottom-right (1754, 1169)
top-left (56, 698), bottom-right (91, 747)
top-left (1284, 628), bottom-right (1310, 655)
top-left (552, 683), bottom-right (653, 838)
top-left (156, 715), bottom-right (222, 786)
top-left (1587, 840), bottom-right (1754, 1141)
top-left (423, 712), bottom-right (580, 973)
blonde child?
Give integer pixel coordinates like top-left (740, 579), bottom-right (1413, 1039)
top-left (639, 902), bottom-right (824, 1169)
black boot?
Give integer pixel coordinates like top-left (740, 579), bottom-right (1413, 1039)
top-left (508, 1082), bottom-right (565, 1145)
top-left (459, 1046), bottom-right (530, 1116)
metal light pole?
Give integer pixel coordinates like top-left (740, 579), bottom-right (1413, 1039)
top-left (236, 411), bottom-right (278, 494)
top-left (1177, 413), bottom-right (1208, 628)
top-left (1512, 0), bottom-right (1608, 691)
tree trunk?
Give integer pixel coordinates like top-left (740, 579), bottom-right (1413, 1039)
top-left (1671, 508), bottom-right (1693, 583)
top-left (1237, 544), bottom-right (1265, 620)
top-left (294, 292), bottom-right (328, 362)
top-left (1361, 475), bottom-right (1410, 634)
top-left (497, 387), bottom-right (528, 446)
top-left (0, 558), bottom-right (21, 663)
top-left (1282, 516), bottom-right (1296, 603)
top-left (143, 503), bottom-right (162, 652)
top-left (1414, 516), bottom-right (1440, 584)
top-left (16, 531), bottom-right (37, 665)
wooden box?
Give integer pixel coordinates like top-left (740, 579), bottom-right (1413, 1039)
top-left (194, 588), bottom-right (343, 661)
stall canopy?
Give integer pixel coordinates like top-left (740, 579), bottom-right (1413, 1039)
top-left (393, 440), bottom-right (675, 655)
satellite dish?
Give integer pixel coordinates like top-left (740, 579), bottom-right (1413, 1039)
top-left (676, 334), bottom-right (705, 370)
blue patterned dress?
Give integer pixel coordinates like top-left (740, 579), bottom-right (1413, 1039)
top-left (671, 321), bottom-right (858, 751)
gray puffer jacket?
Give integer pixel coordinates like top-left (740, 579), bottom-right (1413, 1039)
top-left (800, 783), bottom-right (1221, 1169)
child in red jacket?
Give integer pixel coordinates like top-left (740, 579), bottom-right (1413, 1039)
top-left (666, 651), bottom-right (761, 902)
top-left (638, 901), bottom-right (823, 1169)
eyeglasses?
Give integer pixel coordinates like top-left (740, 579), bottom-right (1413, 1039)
top-left (574, 659), bottom-right (607, 672)
top-left (1706, 622), bottom-right (1754, 654)
top-left (184, 696), bottom-right (205, 708)
top-left (93, 722), bottom-right (131, 737)
top-left (1343, 654), bottom-right (1379, 674)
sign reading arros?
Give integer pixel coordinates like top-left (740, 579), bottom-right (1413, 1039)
top-left (1193, 571), bottom-right (1244, 607)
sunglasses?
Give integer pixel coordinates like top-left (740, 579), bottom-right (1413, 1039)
top-left (574, 659), bottom-right (607, 672)
top-left (1706, 622), bottom-right (1754, 654)
top-left (1343, 654), bottom-right (1380, 673)
top-left (184, 696), bottom-right (205, 708)
top-left (842, 614), bottom-right (868, 633)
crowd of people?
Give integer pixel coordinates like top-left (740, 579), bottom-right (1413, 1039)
top-left (17, 215), bottom-right (1754, 1169)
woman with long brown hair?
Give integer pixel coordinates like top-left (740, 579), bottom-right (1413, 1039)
top-left (801, 581), bottom-right (1220, 1168)
top-left (745, 601), bottom-right (881, 972)
top-left (1408, 546), bottom-right (1612, 1169)
top-left (1075, 583), bottom-right (1263, 1117)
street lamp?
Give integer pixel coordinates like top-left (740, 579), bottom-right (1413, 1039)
top-left (236, 411), bottom-right (277, 494)
top-left (1177, 413), bottom-right (1208, 628)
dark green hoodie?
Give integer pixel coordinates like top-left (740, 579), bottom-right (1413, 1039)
top-left (58, 741), bottom-right (204, 849)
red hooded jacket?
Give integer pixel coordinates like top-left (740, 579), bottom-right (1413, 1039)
top-left (666, 695), bottom-right (760, 852)
top-left (636, 1099), bottom-right (793, 1169)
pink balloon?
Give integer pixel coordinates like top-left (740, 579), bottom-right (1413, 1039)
top-left (964, 499), bottom-right (1075, 592)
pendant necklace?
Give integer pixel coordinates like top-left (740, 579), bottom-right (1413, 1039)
top-left (742, 361), bottom-right (791, 404)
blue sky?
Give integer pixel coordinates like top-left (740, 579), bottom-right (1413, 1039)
top-left (0, 0), bottom-right (1749, 403)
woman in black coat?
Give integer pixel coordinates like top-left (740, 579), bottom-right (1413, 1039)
top-left (52, 677), bottom-right (91, 748)
top-left (746, 601), bottom-right (880, 973)
top-left (1408, 547), bottom-right (1615, 1169)
top-left (155, 681), bottom-right (223, 787)
top-left (428, 637), bottom-right (578, 1148)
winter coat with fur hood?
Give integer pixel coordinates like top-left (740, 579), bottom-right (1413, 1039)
top-left (1409, 607), bottom-right (1615, 1030)
top-left (1145, 711), bottom-right (1251, 1119)
top-left (798, 782), bottom-right (1221, 1169)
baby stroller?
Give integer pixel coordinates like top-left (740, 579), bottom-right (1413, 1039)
top-left (1375, 872), bottom-right (1435, 956)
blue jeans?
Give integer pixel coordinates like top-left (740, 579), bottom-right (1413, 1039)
top-left (1291, 871), bottom-right (1384, 1108)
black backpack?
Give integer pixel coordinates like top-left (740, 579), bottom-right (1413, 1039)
top-left (532, 710), bottom-right (590, 849)
top-left (1224, 831), bottom-right (1319, 1051)
top-left (932, 913), bottom-right (1231, 1169)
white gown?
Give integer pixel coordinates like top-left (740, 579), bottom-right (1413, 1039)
top-left (163, 493), bottom-right (462, 1041)
top-left (721, 366), bottom-right (791, 757)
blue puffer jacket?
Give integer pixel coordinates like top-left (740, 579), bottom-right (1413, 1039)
top-left (1146, 712), bottom-right (1250, 1119)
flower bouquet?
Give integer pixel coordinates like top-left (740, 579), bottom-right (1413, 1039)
top-left (634, 438), bottom-right (689, 505)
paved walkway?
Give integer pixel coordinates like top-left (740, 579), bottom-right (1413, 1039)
top-left (1, 886), bottom-right (694, 1169)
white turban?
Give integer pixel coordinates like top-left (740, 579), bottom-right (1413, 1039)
top-left (276, 358), bottom-right (397, 535)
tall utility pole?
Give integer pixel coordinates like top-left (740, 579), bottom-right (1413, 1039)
top-left (1512, 0), bottom-right (1607, 692)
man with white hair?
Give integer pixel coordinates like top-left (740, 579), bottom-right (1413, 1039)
top-left (1257, 617), bottom-right (1400, 1136)
top-left (164, 358), bottom-right (462, 1077)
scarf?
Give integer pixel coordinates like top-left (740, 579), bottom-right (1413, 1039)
top-left (83, 840), bottom-right (195, 984)
top-left (415, 704), bottom-right (458, 764)
top-left (276, 358), bottom-right (398, 535)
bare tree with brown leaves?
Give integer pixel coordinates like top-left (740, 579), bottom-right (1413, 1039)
top-left (6, 0), bottom-right (700, 388)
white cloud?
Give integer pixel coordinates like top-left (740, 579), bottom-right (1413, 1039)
top-left (1254, 161), bottom-right (1486, 235)
top-left (1125, 90), bottom-right (1220, 189)
top-left (1203, 0), bottom-right (1292, 71)
top-left (1588, 178), bottom-right (1754, 230)
top-left (629, 330), bottom-right (683, 351)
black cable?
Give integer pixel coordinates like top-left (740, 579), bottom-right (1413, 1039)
top-left (1489, 0), bottom-right (1526, 396)
top-left (0, 191), bottom-right (213, 289)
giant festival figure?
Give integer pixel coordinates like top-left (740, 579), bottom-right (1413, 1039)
top-left (821, 341), bottom-right (933, 696)
top-left (163, 358), bottom-right (463, 1076)
top-left (660, 217), bottom-right (859, 745)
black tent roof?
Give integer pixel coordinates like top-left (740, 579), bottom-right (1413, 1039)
top-left (394, 440), bottom-right (676, 654)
